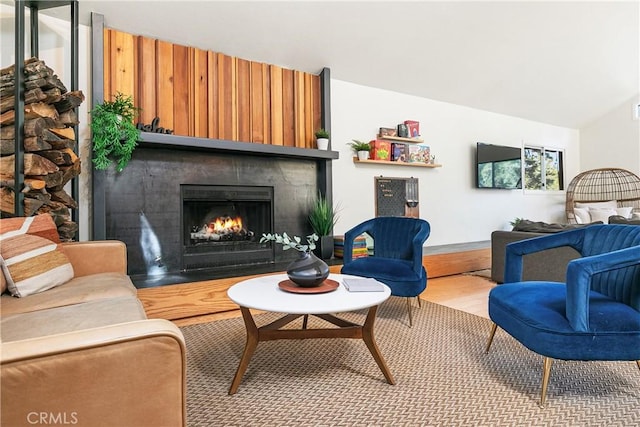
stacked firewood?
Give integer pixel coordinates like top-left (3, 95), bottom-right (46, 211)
top-left (0, 57), bottom-right (84, 241)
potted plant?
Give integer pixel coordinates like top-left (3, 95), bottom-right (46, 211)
top-left (348, 139), bottom-right (371, 160)
top-left (315, 128), bottom-right (330, 150)
top-left (91, 92), bottom-right (141, 172)
top-left (260, 232), bottom-right (329, 287)
top-left (308, 192), bottom-right (340, 260)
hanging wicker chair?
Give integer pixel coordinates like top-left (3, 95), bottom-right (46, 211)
top-left (565, 168), bottom-right (640, 223)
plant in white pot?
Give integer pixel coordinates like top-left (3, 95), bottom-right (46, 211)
top-left (315, 128), bottom-right (330, 150)
top-left (348, 139), bottom-right (371, 160)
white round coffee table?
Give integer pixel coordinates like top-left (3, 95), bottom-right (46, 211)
top-left (227, 273), bottom-right (395, 394)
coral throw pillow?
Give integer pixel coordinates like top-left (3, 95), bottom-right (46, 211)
top-left (0, 234), bottom-right (74, 297)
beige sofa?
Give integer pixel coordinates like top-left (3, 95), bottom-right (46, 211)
top-left (1, 240), bottom-right (186, 427)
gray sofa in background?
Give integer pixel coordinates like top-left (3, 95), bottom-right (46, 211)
top-left (491, 218), bottom-right (640, 284)
top-left (490, 224), bottom-right (582, 284)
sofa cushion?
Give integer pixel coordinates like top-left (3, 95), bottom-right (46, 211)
top-left (512, 220), bottom-right (597, 233)
top-left (0, 272), bottom-right (137, 317)
top-left (0, 295), bottom-right (147, 342)
top-left (589, 207), bottom-right (618, 223)
top-left (575, 200), bottom-right (618, 210)
top-left (573, 207), bottom-right (590, 224)
top-left (0, 234), bottom-right (74, 298)
top-left (608, 215), bottom-right (640, 225)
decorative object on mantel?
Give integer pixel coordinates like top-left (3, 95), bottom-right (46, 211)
top-left (136, 117), bottom-right (173, 134)
top-left (91, 92), bottom-right (141, 172)
top-left (315, 128), bottom-right (330, 150)
top-left (260, 232), bottom-right (330, 287)
top-left (348, 140), bottom-right (371, 160)
top-left (308, 192), bottom-right (340, 260)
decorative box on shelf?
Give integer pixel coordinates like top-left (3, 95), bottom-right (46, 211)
top-left (408, 145), bottom-right (430, 163)
top-left (391, 143), bottom-right (407, 162)
top-left (404, 120), bottom-right (420, 138)
top-left (369, 139), bottom-right (391, 161)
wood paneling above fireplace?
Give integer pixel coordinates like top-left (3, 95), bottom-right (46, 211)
top-left (103, 28), bottom-right (322, 148)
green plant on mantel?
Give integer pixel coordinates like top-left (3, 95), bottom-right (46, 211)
top-left (260, 232), bottom-right (318, 252)
top-left (315, 128), bottom-right (330, 139)
top-left (91, 92), bottom-right (141, 172)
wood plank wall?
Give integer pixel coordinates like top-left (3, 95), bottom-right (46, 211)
top-left (103, 28), bottom-right (322, 148)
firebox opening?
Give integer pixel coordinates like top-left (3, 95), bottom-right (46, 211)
top-left (181, 185), bottom-right (274, 272)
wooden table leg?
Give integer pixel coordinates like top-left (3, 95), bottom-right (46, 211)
top-left (362, 305), bottom-right (396, 385)
top-left (229, 307), bottom-right (259, 395)
top-left (229, 305), bottom-right (395, 394)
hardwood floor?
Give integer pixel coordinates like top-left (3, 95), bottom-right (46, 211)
top-left (172, 272), bottom-right (496, 327)
top-left (420, 272), bottom-right (495, 319)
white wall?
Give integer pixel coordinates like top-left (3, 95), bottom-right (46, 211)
top-left (330, 80), bottom-right (580, 246)
top-left (579, 94), bottom-right (640, 175)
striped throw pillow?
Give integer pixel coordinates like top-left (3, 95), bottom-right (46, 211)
top-left (0, 234), bottom-right (74, 297)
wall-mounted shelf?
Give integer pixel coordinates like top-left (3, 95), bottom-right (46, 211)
top-left (353, 158), bottom-right (442, 168)
top-left (378, 136), bottom-right (424, 144)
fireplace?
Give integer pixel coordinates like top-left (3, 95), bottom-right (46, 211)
top-left (181, 185), bottom-right (274, 271)
top-left (100, 146), bottom-right (325, 288)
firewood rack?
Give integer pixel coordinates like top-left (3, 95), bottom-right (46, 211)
top-left (11, 0), bottom-right (79, 234)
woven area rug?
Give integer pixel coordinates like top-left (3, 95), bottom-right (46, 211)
top-left (181, 298), bottom-right (640, 426)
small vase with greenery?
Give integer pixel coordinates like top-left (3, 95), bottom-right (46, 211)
top-left (91, 92), bottom-right (141, 172)
top-left (308, 193), bottom-right (340, 259)
top-left (348, 139), bottom-right (371, 160)
top-left (260, 232), bottom-right (329, 287)
top-left (260, 232), bottom-right (318, 252)
top-left (315, 128), bottom-right (330, 150)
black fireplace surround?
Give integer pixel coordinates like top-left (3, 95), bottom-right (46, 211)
top-left (100, 145), bottom-right (329, 287)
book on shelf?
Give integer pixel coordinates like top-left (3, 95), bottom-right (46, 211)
top-left (408, 144), bottom-right (430, 163)
top-left (378, 127), bottom-right (397, 137)
top-left (369, 139), bottom-right (391, 161)
top-left (343, 277), bottom-right (385, 292)
top-left (333, 235), bottom-right (368, 259)
top-left (404, 120), bottom-right (420, 137)
top-left (391, 143), bottom-right (408, 162)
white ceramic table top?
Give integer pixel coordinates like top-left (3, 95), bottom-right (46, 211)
top-left (227, 273), bottom-right (391, 314)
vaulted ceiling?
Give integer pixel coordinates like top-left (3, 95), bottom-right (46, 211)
top-left (76, 1), bottom-right (640, 129)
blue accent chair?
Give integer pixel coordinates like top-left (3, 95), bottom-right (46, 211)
top-left (340, 217), bottom-right (431, 326)
top-left (485, 224), bottom-right (640, 406)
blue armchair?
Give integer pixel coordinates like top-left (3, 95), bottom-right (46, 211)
top-left (340, 217), bottom-right (431, 326)
top-left (485, 224), bottom-right (640, 406)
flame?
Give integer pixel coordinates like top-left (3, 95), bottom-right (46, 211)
top-left (206, 216), bottom-right (243, 234)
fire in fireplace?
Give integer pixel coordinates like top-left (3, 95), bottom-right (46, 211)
top-left (181, 185), bottom-right (274, 272)
top-left (190, 215), bottom-right (253, 243)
